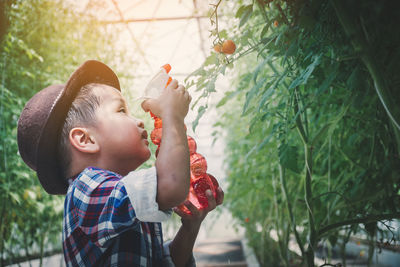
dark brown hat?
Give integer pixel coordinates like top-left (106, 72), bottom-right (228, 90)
top-left (17, 60), bottom-right (120, 195)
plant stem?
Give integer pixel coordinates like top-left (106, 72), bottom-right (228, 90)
top-left (318, 212), bottom-right (400, 237)
top-left (304, 143), bottom-right (316, 267)
top-left (210, 0), bottom-right (222, 42)
top-left (23, 229), bottom-right (32, 267)
top-left (39, 230), bottom-right (46, 267)
top-left (272, 174), bottom-right (288, 266)
top-left (390, 121), bottom-right (400, 156)
top-left (293, 90), bottom-right (315, 266)
top-left (367, 234), bottom-right (375, 267)
top-left (0, 196), bottom-right (7, 266)
top-left (341, 229), bottom-right (352, 267)
top-left (294, 88), bottom-right (308, 144)
top-left (327, 135), bottom-right (332, 223)
top-left (279, 165), bottom-right (305, 257)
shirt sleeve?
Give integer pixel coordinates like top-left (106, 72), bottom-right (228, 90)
top-left (121, 167), bottom-right (172, 222)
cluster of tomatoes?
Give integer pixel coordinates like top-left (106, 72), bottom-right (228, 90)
top-left (150, 114), bottom-right (219, 214)
top-left (213, 39), bottom-right (236, 54)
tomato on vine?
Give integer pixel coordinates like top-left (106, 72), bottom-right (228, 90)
top-left (214, 44), bottom-right (222, 53)
top-left (213, 40), bottom-right (236, 55)
top-left (222, 40), bottom-right (236, 54)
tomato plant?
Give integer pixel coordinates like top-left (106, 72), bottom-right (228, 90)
top-left (187, 0), bottom-right (400, 266)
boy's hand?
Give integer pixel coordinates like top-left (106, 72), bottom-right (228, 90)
top-left (143, 79), bottom-right (192, 210)
top-left (168, 187), bottom-right (223, 267)
top-left (173, 187), bottom-right (224, 228)
top-left (141, 79), bottom-right (191, 121)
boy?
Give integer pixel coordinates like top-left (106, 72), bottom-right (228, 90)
top-left (17, 60), bottom-right (224, 266)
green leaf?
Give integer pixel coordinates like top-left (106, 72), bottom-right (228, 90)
top-left (252, 55), bottom-right (273, 83)
top-left (206, 77), bottom-right (216, 93)
top-left (9, 192), bottom-right (21, 204)
top-left (22, 71), bottom-right (35, 79)
top-left (186, 67), bottom-right (206, 79)
top-left (317, 65), bottom-right (339, 94)
top-left (236, 4), bottom-right (251, 18)
top-left (289, 54), bottom-right (322, 90)
top-left (243, 77), bottom-right (267, 115)
top-left (217, 91), bottom-right (240, 108)
top-left (257, 37), bottom-right (277, 58)
top-left (311, 122), bottom-right (332, 146)
top-left (260, 24), bottom-right (269, 39)
top-left (346, 66), bottom-right (364, 90)
top-left (220, 65), bottom-right (227, 75)
top-left (257, 133), bottom-right (274, 151)
top-left (239, 5), bottom-right (253, 28)
top-left (278, 144), bottom-right (299, 173)
top-left (219, 29), bottom-right (228, 40)
top-left (299, 15), bottom-right (317, 30)
top-left (204, 53), bottom-right (217, 66)
top-left (274, 31), bottom-right (284, 46)
top-left (192, 89), bottom-right (208, 107)
top-left (302, 55), bottom-right (322, 83)
top-left (257, 83), bottom-right (274, 110)
top-left (192, 105), bottom-right (207, 132)
top-left (285, 42), bottom-right (298, 58)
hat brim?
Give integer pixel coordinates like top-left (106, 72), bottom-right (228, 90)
top-left (36, 60), bottom-right (120, 194)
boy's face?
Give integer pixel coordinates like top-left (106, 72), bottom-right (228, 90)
top-left (90, 85), bottom-right (150, 175)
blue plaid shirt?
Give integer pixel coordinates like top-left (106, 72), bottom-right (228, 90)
top-left (62, 167), bottom-right (166, 266)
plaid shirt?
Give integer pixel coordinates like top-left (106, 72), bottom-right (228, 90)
top-left (62, 167), bottom-right (166, 267)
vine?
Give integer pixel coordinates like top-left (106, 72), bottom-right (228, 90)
top-left (190, 0), bottom-right (400, 265)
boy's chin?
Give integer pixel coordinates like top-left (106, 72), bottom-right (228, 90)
top-left (140, 150), bottom-right (151, 163)
top-left (144, 153), bottom-right (151, 162)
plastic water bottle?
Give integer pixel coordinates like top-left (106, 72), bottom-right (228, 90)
top-left (144, 64), bottom-right (219, 214)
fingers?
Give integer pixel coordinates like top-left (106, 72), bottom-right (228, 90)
top-left (165, 79), bottom-right (191, 101)
top-left (184, 90), bottom-right (191, 102)
top-left (216, 187), bottom-right (224, 206)
top-left (167, 79), bottom-right (179, 90)
top-left (141, 98), bottom-right (157, 112)
top-left (173, 200), bottom-right (199, 218)
top-left (143, 78), bottom-right (192, 119)
top-left (173, 189), bottom-right (222, 222)
top-left (173, 206), bottom-right (192, 219)
top-left (176, 85), bottom-right (191, 102)
top-left (176, 84), bottom-right (185, 93)
top-left (172, 83), bottom-right (192, 105)
top-left (183, 200), bottom-right (200, 217)
top-left (166, 79), bottom-right (190, 96)
top-left (205, 190), bottom-right (217, 211)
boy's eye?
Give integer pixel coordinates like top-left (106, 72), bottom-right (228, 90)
top-left (119, 108), bottom-right (126, 113)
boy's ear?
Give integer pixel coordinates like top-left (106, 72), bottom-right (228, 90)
top-left (69, 127), bottom-right (99, 154)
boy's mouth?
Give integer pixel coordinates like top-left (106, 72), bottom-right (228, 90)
top-left (142, 130), bottom-right (148, 140)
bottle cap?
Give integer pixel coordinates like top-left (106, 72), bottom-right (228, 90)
top-left (162, 64), bottom-right (171, 73)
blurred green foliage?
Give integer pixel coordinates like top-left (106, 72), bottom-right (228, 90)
top-left (189, 0), bottom-right (400, 266)
top-left (0, 0), bottom-right (130, 265)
